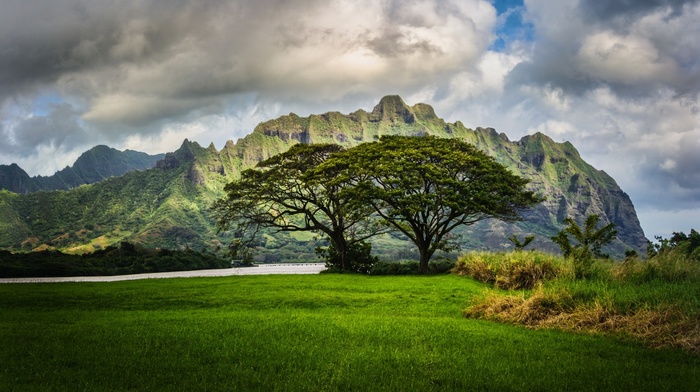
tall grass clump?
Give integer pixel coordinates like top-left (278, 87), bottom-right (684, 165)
top-left (460, 249), bottom-right (700, 354)
top-left (453, 251), bottom-right (562, 290)
top-left (610, 251), bottom-right (700, 284)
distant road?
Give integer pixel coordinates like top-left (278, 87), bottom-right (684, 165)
top-left (0, 263), bottom-right (327, 284)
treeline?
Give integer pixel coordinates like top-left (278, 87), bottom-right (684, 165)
top-left (0, 242), bottom-right (229, 278)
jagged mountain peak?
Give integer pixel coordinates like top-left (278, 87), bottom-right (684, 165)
top-left (370, 95), bottom-right (415, 123)
top-left (0, 146), bottom-right (165, 194)
top-left (0, 96), bottom-right (648, 257)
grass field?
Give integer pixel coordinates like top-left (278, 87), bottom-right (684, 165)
top-left (1, 274), bottom-right (699, 391)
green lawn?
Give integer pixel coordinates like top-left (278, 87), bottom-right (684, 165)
top-left (1, 274), bottom-right (698, 391)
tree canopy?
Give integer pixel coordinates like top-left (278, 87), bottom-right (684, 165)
top-left (214, 136), bottom-right (544, 273)
top-left (212, 143), bottom-right (379, 271)
top-left (318, 135), bottom-right (544, 273)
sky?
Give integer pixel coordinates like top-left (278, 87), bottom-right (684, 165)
top-left (1, 0), bottom-right (699, 240)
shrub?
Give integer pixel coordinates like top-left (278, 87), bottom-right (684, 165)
top-left (317, 241), bottom-right (378, 274)
top-left (428, 258), bottom-right (457, 274)
top-left (368, 261), bottom-right (420, 275)
top-left (367, 258), bottom-right (457, 275)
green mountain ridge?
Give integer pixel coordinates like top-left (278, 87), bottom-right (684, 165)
top-left (0, 96), bottom-right (647, 258)
top-left (0, 145), bottom-right (165, 194)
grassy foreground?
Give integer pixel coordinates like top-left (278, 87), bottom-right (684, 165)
top-left (455, 251), bottom-right (700, 354)
top-left (1, 274), bottom-right (698, 391)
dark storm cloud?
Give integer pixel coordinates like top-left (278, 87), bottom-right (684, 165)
top-left (0, 0), bottom-right (331, 127)
top-left (637, 150), bottom-right (700, 211)
top-left (366, 29), bottom-right (441, 57)
top-left (1, 0), bottom-right (496, 167)
top-left (0, 103), bottom-right (87, 157)
top-left (0, 0), bottom-right (217, 98)
top-left (506, 0), bottom-right (700, 98)
top-left (578, 0), bottom-right (700, 21)
top-left (644, 135), bottom-right (700, 202)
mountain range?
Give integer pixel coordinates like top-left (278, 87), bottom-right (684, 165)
top-left (0, 96), bottom-right (648, 260)
top-left (0, 146), bottom-right (164, 194)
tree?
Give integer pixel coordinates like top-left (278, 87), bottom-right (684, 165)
top-left (648, 229), bottom-right (700, 260)
top-left (551, 214), bottom-right (617, 278)
top-left (320, 136), bottom-right (544, 273)
top-left (212, 143), bottom-right (380, 272)
top-left (508, 234), bottom-right (535, 251)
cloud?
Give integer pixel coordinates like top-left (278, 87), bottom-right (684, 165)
top-left (576, 31), bottom-right (680, 86)
top-left (578, 0), bottom-right (700, 22)
top-left (1, 0), bottom-right (699, 238)
top-left (485, 0), bottom-right (700, 215)
top-left (0, 0), bottom-right (501, 175)
top-left (506, 0), bottom-right (700, 98)
top-left (2, 0), bottom-right (498, 127)
top-left (0, 103), bottom-right (85, 155)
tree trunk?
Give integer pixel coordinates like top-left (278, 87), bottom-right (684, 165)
top-left (418, 247), bottom-right (433, 274)
top-left (330, 234), bottom-right (350, 271)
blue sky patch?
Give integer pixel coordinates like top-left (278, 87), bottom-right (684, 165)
top-left (32, 91), bottom-right (64, 117)
top-left (490, 0), bottom-right (534, 51)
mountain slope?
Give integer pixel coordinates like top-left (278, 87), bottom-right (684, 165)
top-left (0, 146), bottom-right (165, 193)
top-left (0, 96), bottom-right (647, 258)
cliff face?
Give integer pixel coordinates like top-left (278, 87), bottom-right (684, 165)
top-left (0, 96), bottom-right (648, 257)
top-left (0, 164), bottom-right (35, 194)
top-left (0, 146), bottom-right (165, 193)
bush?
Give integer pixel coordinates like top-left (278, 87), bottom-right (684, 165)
top-left (316, 241), bottom-right (378, 274)
top-left (428, 258), bottom-right (457, 274)
top-left (368, 261), bottom-right (420, 275)
top-left (368, 259), bottom-right (457, 275)
top-left (551, 215), bottom-right (617, 279)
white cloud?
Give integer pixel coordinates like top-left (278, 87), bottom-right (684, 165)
top-left (576, 31), bottom-right (679, 86)
top-left (660, 159), bottom-right (677, 171)
top-left (527, 119), bottom-right (577, 136)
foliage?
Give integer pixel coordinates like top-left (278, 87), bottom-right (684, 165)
top-left (316, 240), bottom-right (378, 274)
top-left (213, 143), bottom-right (381, 271)
top-left (648, 229), bottom-right (700, 261)
top-left (368, 261), bottom-right (421, 275)
top-left (0, 242), bottom-right (229, 278)
top-left (322, 135), bottom-right (544, 273)
top-left (611, 251), bottom-right (700, 284)
top-left (508, 234), bottom-right (535, 251)
top-left (226, 238), bottom-right (255, 266)
top-left (552, 215), bottom-right (617, 278)
top-left (367, 258), bottom-right (457, 275)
